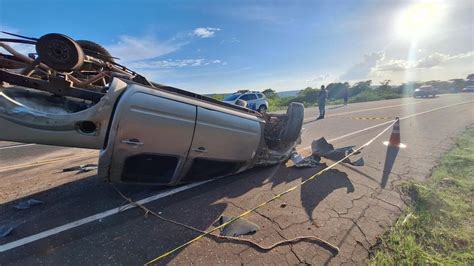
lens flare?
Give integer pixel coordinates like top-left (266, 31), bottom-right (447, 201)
top-left (395, 1), bottom-right (445, 41)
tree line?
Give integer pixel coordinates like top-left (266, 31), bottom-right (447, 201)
top-left (211, 74), bottom-right (473, 111)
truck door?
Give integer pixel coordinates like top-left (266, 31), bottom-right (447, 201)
top-left (182, 106), bottom-right (261, 181)
top-left (108, 90), bottom-right (196, 184)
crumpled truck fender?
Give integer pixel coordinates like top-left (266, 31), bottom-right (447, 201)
top-left (0, 78), bottom-right (128, 149)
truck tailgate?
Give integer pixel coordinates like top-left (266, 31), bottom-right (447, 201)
top-left (0, 78), bottom-right (127, 149)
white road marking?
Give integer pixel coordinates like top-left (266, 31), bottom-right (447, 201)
top-left (301, 99), bottom-right (474, 151)
top-left (302, 99), bottom-right (426, 123)
top-left (0, 180), bottom-right (212, 253)
top-left (0, 98), bottom-right (472, 253)
top-left (0, 143), bottom-right (36, 150)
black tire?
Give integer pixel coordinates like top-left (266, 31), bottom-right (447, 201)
top-left (280, 102), bottom-right (304, 142)
top-left (258, 105), bottom-right (267, 113)
top-left (76, 40), bottom-right (114, 62)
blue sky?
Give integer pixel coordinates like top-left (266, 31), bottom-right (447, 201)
top-left (1, 0), bottom-right (472, 94)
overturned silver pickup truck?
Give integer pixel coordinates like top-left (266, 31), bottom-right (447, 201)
top-left (0, 33), bottom-right (304, 185)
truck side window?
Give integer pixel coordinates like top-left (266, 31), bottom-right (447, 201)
top-left (257, 93), bottom-right (263, 98)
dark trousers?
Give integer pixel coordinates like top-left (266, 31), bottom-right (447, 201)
top-left (318, 103), bottom-right (326, 118)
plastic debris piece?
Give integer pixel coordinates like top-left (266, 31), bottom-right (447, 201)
top-left (13, 199), bottom-right (43, 210)
top-left (349, 157), bottom-right (364, 166)
top-left (311, 137), bottom-right (335, 155)
top-left (293, 156), bottom-right (321, 168)
top-left (290, 150), bottom-right (321, 168)
top-left (63, 164), bottom-right (98, 174)
top-left (217, 215), bottom-right (260, 237)
top-left (310, 137), bottom-right (364, 166)
top-left (0, 224), bottom-right (16, 238)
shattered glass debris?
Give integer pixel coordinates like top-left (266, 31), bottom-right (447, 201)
top-left (13, 199), bottom-right (43, 210)
top-left (63, 164), bottom-right (98, 174)
top-left (0, 223), bottom-right (16, 238)
top-left (291, 137), bottom-right (364, 168)
top-left (293, 155), bottom-right (321, 168)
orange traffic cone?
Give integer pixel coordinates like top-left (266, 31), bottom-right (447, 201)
top-left (383, 117), bottom-right (406, 148)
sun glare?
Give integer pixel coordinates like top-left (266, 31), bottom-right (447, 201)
top-left (395, 1), bottom-right (445, 41)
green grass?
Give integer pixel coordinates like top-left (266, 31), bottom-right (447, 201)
top-left (370, 127), bottom-right (474, 265)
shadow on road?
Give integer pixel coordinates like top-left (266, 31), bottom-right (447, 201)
top-left (301, 170), bottom-right (354, 222)
top-left (381, 145), bottom-right (400, 188)
top-left (0, 161), bottom-right (355, 264)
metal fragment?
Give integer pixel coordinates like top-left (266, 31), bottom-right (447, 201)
top-left (217, 215), bottom-right (259, 237)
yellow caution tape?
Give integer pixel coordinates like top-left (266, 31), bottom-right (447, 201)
top-left (144, 119), bottom-right (399, 265)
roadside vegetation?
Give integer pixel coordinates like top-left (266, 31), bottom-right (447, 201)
top-left (370, 127), bottom-right (474, 265)
top-left (209, 74), bottom-right (473, 112)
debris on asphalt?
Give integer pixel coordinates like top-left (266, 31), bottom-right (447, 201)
top-left (290, 152), bottom-right (304, 164)
top-left (13, 198), bottom-right (44, 210)
top-left (294, 156), bottom-right (322, 168)
top-left (311, 137), bottom-right (364, 166)
top-left (290, 138), bottom-right (364, 168)
top-left (349, 157), bottom-right (365, 166)
top-left (217, 215), bottom-right (260, 237)
top-left (0, 223), bottom-right (16, 238)
top-left (62, 164), bottom-right (98, 174)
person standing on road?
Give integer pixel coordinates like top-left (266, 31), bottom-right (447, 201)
top-left (317, 85), bottom-right (327, 119)
top-left (343, 87), bottom-right (349, 106)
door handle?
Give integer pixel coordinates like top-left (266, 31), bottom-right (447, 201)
top-left (192, 146), bottom-right (207, 153)
top-left (121, 139), bottom-right (144, 146)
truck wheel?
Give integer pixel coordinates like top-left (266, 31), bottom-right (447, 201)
top-left (280, 102), bottom-right (304, 142)
top-left (258, 105), bottom-right (267, 113)
top-left (76, 40), bottom-right (114, 62)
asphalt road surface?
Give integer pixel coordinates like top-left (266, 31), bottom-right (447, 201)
top-left (1, 93), bottom-right (473, 265)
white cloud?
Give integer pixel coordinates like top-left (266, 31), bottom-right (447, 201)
top-left (192, 27), bottom-right (221, 38)
top-left (415, 52), bottom-right (474, 69)
top-left (304, 74), bottom-right (331, 84)
top-left (368, 51), bottom-right (474, 82)
top-left (339, 52), bottom-right (385, 80)
top-left (129, 58), bottom-right (226, 69)
top-left (106, 35), bottom-right (184, 62)
top-left (339, 50), bottom-right (474, 84)
top-left (374, 60), bottom-right (409, 72)
top-left (313, 74), bottom-right (331, 82)
top-left (373, 51), bottom-right (474, 73)
top-left (415, 53), bottom-right (448, 68)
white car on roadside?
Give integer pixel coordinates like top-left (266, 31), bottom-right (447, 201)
top-left (223, 90), bottom-right (269, 112)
